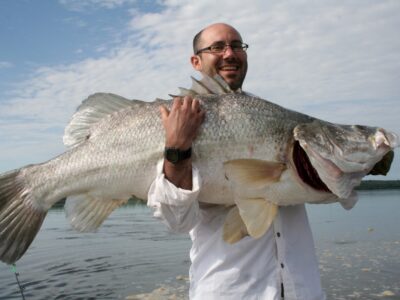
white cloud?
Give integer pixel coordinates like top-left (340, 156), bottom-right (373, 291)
top-left (1, 0), bottom-right (399, 178)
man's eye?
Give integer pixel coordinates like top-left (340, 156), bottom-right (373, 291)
top-left (211, 45), bottom-right (225, 52)
top-left (231, 42), bottom-right (243, 50)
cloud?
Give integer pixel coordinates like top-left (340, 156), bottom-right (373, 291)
top-left (0, 0), bottom-right (399, 178)
top-left (126, 1), bottom-right (400, 106)
top-left (0, 61), bottom-right (13, 69)
top-left (59, 0), bottom-right (139, 11)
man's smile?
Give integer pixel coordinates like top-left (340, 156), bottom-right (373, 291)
top-left (219, 65), bottom-right (240, 71)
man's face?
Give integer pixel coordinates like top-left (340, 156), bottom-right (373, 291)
top-left (191, 24), bottom-right (248, 91)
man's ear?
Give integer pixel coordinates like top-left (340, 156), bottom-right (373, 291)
top-left (191, 55), bottom-right (202, 71)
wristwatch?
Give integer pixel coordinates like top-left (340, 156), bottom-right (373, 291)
top-left (164, 147), bottom-right (192, 164)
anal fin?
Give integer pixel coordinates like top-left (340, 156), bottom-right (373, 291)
top-left (65, 195), bottom-right (128, 232)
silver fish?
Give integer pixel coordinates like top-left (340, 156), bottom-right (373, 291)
top-left (0, 76), bottom-right (398, 264)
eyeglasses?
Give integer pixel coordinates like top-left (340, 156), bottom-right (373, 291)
top-left (196, 41), bottom-right (249, 55)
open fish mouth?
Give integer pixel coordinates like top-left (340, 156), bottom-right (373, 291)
top-left (293, 122), bottom-right (399, 198)
top-left (292, 141), bottom-right (331, 193)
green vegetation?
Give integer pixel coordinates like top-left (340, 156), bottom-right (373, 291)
top-left (126, 196), bottom-right (147, 206)
top-left (356, 180), bottom-right (400, 190)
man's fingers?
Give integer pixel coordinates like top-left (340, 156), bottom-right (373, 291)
top-left (182, 96), bottom-right (193, 110)
top-left (192, 98), bottom-right (201, 112)
top-left (172, 97), bottom-right (183, 111)
top-left (159, 105), bottom-right (170, 123)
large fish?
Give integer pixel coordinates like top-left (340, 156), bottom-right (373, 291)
top-left (0, 76), bottom-right (398, 264)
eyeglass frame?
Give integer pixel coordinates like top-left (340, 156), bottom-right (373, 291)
top-left (195, 41), bottom-right (249, 55)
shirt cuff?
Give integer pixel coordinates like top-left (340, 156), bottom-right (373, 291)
top-left (149, 159), bottom-right (201, 206)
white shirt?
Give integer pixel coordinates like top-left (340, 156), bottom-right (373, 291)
top-left (148, 161), bottom-right (326, 300)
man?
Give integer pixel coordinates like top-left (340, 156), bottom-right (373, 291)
top-left (148, 23), bottom-right (326, 300)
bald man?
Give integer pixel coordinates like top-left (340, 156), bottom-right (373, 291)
top-left (148, 23), bottom-right (326, 300)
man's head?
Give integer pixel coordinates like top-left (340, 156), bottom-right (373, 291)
top-left (191, 23), bottom-right (248, 91)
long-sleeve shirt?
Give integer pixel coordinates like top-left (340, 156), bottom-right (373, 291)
top-left (147, 160), bottom-right (326, 300)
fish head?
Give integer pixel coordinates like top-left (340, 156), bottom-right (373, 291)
top-left (293, 121), bottom-right (399, 198)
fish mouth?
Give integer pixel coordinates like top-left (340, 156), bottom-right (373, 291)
top-left (292, 141), bottom-right (331, 193)
top-left (292, 122), bottom-right (399, 198)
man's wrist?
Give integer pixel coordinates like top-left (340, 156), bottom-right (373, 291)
top-left (164, 147), bottom-right (192, 164)
top-left (163, 158), bottom-right (193, 190)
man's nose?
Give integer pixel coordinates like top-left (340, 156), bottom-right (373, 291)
top-left (222, 45), bottom-right (236, 58)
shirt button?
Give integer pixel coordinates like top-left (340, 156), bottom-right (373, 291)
top-left (281, 263), bottom-right (284, 268)
top-left (277, 232), bottom-right (281, 237)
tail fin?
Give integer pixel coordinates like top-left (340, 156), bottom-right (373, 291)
top-left (0, 169), bottom-right (47, 264)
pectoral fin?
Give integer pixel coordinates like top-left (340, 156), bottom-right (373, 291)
top-left (223, 206), bottom-right (249, 244)
top-left (223, 159), bottom-right (286, 189)
top-left (236, 198), bottom-right (278, 239)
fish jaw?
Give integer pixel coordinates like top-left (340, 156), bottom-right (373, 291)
top-left (294, 140), bottom-right (365, 198)
top-left (294, 121), bottom-right (399, 198)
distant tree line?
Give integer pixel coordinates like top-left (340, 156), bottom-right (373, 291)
top-left (356, 180), bottom-right (400, 190)
top-left (52, 196), bottom-right (145, 208)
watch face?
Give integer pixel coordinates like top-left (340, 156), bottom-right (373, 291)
top-left (164, 147), bottom-right (191, 164)
top-left (165, 148), bottom-right (179, 164)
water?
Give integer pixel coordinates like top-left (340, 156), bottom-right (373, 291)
top-left (309, 190), bottom-right (400, 300)
top-left (0, 205), bottom-right (191, 300)
top-left (0, 191), bottom-right (399, 300)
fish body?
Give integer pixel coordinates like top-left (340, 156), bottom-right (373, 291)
top-left (0, 76), bottom-right (398, 263)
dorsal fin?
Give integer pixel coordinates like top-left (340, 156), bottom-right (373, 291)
top-left (178, 87), bottom-right (198, 97)
top-left (63, 93), bottom-right (137, 148)
top-left (64, 75), bottom-right (234, 148)
top-left (190, 76), bottom-right (213, 94)
top-left (199, 75), bottom-right (233, 94)
top-left (176, 75), bottom-right (234, 97)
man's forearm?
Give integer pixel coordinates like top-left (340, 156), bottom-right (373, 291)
top-left (160, 96), bottom-right (204, 190)
top-left (163, 159), bottom-right (193, 190)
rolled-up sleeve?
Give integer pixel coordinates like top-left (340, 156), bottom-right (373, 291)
top-left (147, 160), bottom-right (201, 233)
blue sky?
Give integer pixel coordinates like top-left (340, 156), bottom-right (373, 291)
top-left (0, 0), bottom-right (159, 91)
top-left (0, 0), bottom-right (399, 180)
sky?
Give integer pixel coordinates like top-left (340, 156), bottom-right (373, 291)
top-left (0, 0), bottom-right (399, 180)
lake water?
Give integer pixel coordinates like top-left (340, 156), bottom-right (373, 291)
top-left (0, 190), bottom-right (399, 300)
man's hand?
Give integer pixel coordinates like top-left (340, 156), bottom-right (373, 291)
top-left (160, 96), bottom-right (205, 149)
top-left (160, 96), bottom-right (205, 189)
